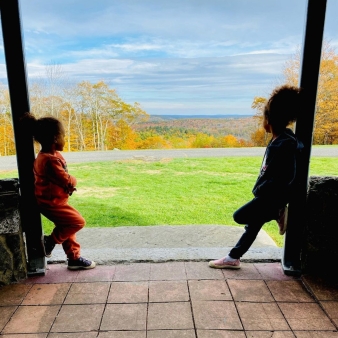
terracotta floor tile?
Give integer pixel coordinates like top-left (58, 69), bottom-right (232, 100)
top-left (24, 264), bottom-right (79, 284)
top-left (2, 305), bottom-right (60, 334)
top-left (245, 332), bottom-right (296, 337)
top-left (147, 330), bottom-right (196, 338)
top-left (22, 283), bottom-right (71, 305)
top-left (113, 263), bottom-right (150, 281)
top-left (293, 332), bottom-right (338, 337)
top-left (267, 280), bottom-right (314, 302)
top-left (192, 300), bottom-right (242, 330)
top-left (185, 262), bottom-right (223, 280)
top-left (320, 301), bottom-right (338, 326)
top-left (196, 330), bottom-right (246, 337)
top-left (100, 303), bottom-right (147, 331)
top-left (98, 332), bottom-right (146, 338)
top-left (148, 302), bottom-right (194, 330)
top-left (64, 282), bottom-right (110, 304)
top-left (0, 284), bottom-right (32, 305)
top-left (75, 265), bottom-right (116, 282)
top-left (188, 280), bottom-right (232, 301)
top-left (1, 334), bottom-right (48, 338)
top-left (228, 279), bottom-right (274, 302)
top-left (302, 275), bottom-right (338, 301)
top-left (51, 304), bottom-right (104, 332)
top-left (278, 302), bottom-right (336, 330)
top-left (108, 281), bottom-right (148, 303)
top-left (0, 306), bottom-right (18, 331)
top-left (222, 263), bottom-right (262, 280)
top-left (150, 262), bottom-right (186, 280)
top-left (236, 302), bottom-right (289, 331)
top-left (254, 263), bottom-right (296, 281)
top-left (48, 333), bottom-right (97, 338)
top-left (149, 281), bottom-right (189, 302)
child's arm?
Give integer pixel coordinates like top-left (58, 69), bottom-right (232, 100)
top-left (253, 144), bottom-right (296, 198)
top-left (45, 157), bottom-right (77, 195)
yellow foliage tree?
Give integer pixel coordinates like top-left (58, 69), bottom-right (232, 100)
top-left (250, 41), bottom-right (338, 145)
top-left (0, 85), bottom-right (15, 155)
top-left (283, 41), bottom-right (338, 144)
top-left (136, 135), bottom-right (171, 149)
top-left (222, 135), bottom-right (240, 147)
top-left (250, 96), bottom-right (270, 146)
top-left (108, 119), bottom-right (138, 150)
top-left (191, 133), bottom-right (215, 148)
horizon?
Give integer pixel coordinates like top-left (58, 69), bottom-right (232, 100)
top-left (1, 1), bottom-right (338, 116)
top-left (148, 114), bottom-right (254, 118)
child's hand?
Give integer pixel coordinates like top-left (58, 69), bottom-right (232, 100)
top-left (65, 184), bottom-right (77, 196)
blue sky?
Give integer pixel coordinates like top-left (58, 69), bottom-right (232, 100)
top-left (1, 0), bottom-right (338, 115)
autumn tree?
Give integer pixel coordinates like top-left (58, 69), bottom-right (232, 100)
top-left (283, 41), bottom-right (338, 144)
top-left (73, 81), bottom-right (148, 151)
top-left (249, 96), bottom-right (270, 146)
top-left (0, 84), bottom-right (15, 155)
top-left (250, 41), bottom-right (338, 146)
top-left (108, 119), bottom-right (138, 150)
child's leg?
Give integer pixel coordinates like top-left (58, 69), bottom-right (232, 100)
top-left (40, 204), bottom-right (85, 259)
top-left (229, 197), bottom-right (279, 259)
top-left (61, 233), bottom-right (81, 260)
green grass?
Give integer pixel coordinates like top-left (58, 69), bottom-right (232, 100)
top-left (0, 156), bottom-right (337, 247)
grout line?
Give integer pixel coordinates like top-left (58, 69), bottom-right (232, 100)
top-left (97, 281), bottom-right (112, 335)
top-left (186, 279), bottom-right (198, 338)
top-left (46, 280), bottom-right (73, 335)
top-left (226, 279), bottom-right (246, 334)
top-left (145, 280), bottom-right (149, 338)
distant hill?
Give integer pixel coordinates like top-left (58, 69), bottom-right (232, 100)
top-left (135, 115), bottom-right (258, 141)
top-left (149, 114), bottom-right (253, 121)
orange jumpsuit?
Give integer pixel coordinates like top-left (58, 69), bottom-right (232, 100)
top-left (33, 151), bottom-right (85, 260)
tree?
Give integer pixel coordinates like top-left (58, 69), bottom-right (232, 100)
top-left (137, 135), bottom-right (170, 149)
top-left (74, 81), bottom-right (148, 151)
top-left (250, 41), bottom-right (338, 145)
top-left (0, 84), bottom-right (15, 155)
top-left (283, 40), bottom-right (338, 144)
top-left (249, 96), bottom-right (270, 146)
top-left (108, 119), bottom-right (138, 150)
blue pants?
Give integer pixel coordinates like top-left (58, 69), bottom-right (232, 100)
top-left (229, 197), bottom-right (282, 259)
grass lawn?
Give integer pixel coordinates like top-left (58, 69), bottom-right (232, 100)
top-left (0, 156), bottom-right (337, 247)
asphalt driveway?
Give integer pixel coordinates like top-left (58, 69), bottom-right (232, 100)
top-left (1, 146), bottom-right (337, 171)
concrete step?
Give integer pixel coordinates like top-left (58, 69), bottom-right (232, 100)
top-left (47, 225), bottom-right (283, 264)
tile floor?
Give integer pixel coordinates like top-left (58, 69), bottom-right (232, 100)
top-left (0, 261), bottom-right (338, 337)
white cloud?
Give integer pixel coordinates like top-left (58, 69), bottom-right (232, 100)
top-left (1, 0), bottom-right (337, 115)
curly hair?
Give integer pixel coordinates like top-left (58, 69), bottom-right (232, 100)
top-left (264, 84), bottom-right (303, 134)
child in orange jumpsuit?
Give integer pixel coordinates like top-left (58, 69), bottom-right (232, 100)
top-left (23, 113), bottom-right (95, 270)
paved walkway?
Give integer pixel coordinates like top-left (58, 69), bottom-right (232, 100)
top-left (1, 261), bottom-right (338, 337)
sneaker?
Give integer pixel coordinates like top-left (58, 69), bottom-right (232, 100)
top-left (67, 257), bottom-right (96, 270)
top-left (277, 206), bottom-right (288, 235)
top-left (209, 256), bottom-right (241, 269)
top-left (42, 235), bottom-right (55, 258)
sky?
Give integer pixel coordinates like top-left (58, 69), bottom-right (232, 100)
top-left (1, 0), bottom-right (338, 116)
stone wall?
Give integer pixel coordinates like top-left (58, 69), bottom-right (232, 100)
top-left (0, 178), bottom-right (27, 285)
top-left (301, 176), bottom-right (338, 279)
